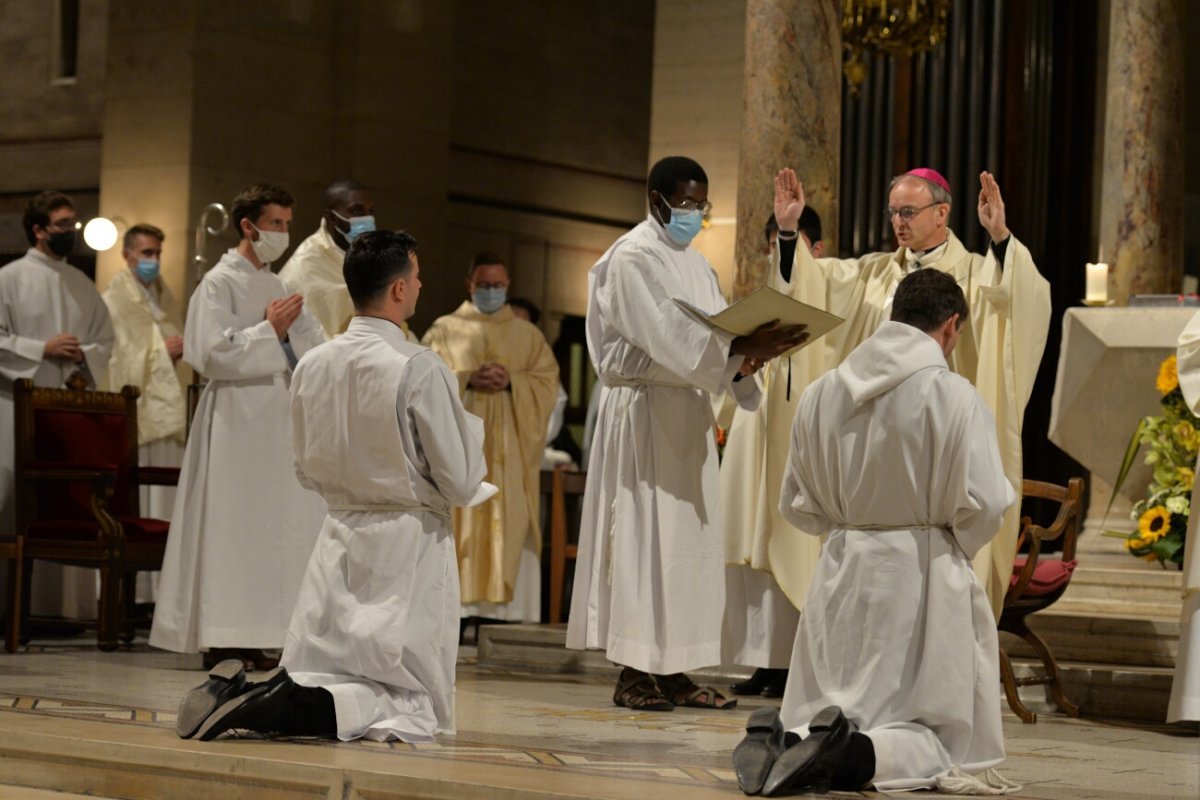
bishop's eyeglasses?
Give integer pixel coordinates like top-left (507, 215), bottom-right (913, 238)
top-left (884, 202), bottom-right (940, 222)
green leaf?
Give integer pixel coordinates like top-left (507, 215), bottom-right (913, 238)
top-left (1151, 536), bottom-right (1183, 562)
top-left (1106, 418), bottom-right (1150, 525)
top-left (1101, 530), bottom-right (1135, 539)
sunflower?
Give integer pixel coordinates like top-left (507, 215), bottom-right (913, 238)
top-left (1125, 535), bottom-right (1146, 552)
top-left (1157, 355), bottom-right (1179, 395)
top-left (1138, 506), bottom-right (1171, 541)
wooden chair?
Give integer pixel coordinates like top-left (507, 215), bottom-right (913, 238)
top-left (0, 536), bottom-right (21, 653)
top-left (11, 378), bottom-right (179, 651)
top-left (548, 465), bottom-right (586, 624)
top-left (998, 477), bottom-right (1084, 723)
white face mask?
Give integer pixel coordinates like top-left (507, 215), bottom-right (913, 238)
top-left (249, 223), bottom-right (289, 264)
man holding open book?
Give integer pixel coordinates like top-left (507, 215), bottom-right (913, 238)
top-left (565, 156), bottom-right (809, 711)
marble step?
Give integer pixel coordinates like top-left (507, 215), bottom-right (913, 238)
top-left (0, 710), bottom-right (743, 800)
top-left (1006, 610), bottom-right (1179, 668)
top-left (1058, 554), bottom-right (1184, 618)
top-left (477, 624), bottom-right (1179, 724)
top-left (1007, 659), bottom-right (1176, 724)
top-left (0, 787), bottom-right (114, 799)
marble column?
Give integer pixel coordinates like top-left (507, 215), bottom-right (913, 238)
top-left (733, 0), bottom-right (841, 299)
top-left (1099, 0), bottom-right (1183, 305)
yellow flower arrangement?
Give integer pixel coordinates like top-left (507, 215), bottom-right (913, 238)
top-left (1137, 506), bottom-right (1171, 542)
top-left (1108, 355), bottom-right (1191, 568)
top-left (1157, 355), bottom-right (1179, 395)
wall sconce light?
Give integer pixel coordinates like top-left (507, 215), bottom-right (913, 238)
top-left (82, 216), bottom-right (125, 251)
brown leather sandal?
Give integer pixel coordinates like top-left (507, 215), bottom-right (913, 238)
top-left (613, 668), bottom-right (675, 711)
top-left (655, 672), bottom-right (738, 710)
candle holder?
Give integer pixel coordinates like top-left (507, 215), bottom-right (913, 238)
top-left (1080, 298), bottom-right (1114, 307)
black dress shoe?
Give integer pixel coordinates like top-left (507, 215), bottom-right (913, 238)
top-left (177, 661), bottom-right (288, 739)
top-left (733, 707), bottom-right (786, 795)
top-left (194, 670), bottom-right (294, 741)
top-left (176, 659), bottom-right (245, 738)
top-left (761, 706), bottom-right (851, 797)
top-left (760, 669), bottom-right (789, 699)
top-left (730, 668), bottom-right (771, 696)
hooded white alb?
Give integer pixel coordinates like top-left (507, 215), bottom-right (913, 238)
top-left (779, 321), bottom-right (1016, 791)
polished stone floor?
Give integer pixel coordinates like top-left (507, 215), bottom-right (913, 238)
top-left (0, 636), bottom-right (1196, 799)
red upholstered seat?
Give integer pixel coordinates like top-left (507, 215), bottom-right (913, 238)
top-left (1010, 557), bottom-right (1077, 596)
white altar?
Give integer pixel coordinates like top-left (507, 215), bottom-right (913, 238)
top-left (1049, 307), bottom-right (1196, 547)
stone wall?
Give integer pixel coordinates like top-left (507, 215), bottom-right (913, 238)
top-left (0, 0), bottom-right (108, 259)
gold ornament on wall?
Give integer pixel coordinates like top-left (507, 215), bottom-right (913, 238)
top-left (841, 0), bottom-right (952, 93)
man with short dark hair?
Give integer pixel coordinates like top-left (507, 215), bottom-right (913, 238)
top-left (423, 253), bottom-right (559, 624)
top-left (102, 224), bottom-right (186, 518)
top-left (279, 181), bottom-right (398, 340)
top-left (566, 156), bottom-right (807, 712)
top-left (0, 189), bottom-right (113, 617)
top-left (769, 166), bottom-right (1050, 621)
top-left (151, 183), bottom-right (326, 671)
top-left (734, 268), bottom-right (1014, 796)
top-left (178, 230), bottom-right (491, 743)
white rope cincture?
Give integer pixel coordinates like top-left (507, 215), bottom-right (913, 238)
top-left (935, 768), bottom-right (1023, 795)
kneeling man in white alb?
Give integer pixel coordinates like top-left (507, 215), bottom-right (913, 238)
top-left (176, 229), bottom-right (493, 743)
top-left (734, 268), bottom-right (1017, 796)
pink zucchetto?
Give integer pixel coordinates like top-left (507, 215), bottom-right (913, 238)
top-left (905, 168), bottom-right (952, 196)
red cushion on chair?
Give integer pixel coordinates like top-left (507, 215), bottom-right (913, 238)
top-left (1010, 557), bottom-right (1078, 596)
top-left (25, 516), bottom-right (169, 544)
top-left (115, 516), bottom-right (170, 543)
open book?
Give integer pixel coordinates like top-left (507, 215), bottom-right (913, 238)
top-left (674, 287), bottom-right (844, 356)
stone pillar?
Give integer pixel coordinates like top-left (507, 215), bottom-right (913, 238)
top-left (649, 0), bottom-right (748, 295)
top-left (1099, 0), bottom-right (1183, 305)
top-left (733, 0), bottom-right (840, 299)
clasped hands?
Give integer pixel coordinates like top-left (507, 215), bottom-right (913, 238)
top-left (265, 294), bottom-right (305, 340)
top-left (44, 332), bottom-right (84, 363)
top-left (469, 362), bottom-right (511, 391)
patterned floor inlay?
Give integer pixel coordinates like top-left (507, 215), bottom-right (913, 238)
top-left (0, 694), bottom-right (176, 727)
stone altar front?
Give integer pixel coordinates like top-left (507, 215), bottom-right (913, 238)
top-left (1049, 306), bottom-right (1195, 547)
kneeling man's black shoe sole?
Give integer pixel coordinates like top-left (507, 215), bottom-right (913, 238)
top-left (176, 659), bottom-right (245, 738)
top-left (177, 661), bottom-right (287, 739)
top-left (733, 706), bottom-right (786, 795)
top-left (761, 705), bottom-right (851, 797)
top-left (193, 671), bottom-right (294, 742)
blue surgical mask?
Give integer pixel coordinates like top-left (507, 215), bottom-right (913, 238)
top-left (135, 259), bottom-right (160, 283)
top-left (472, 287), bottom-right (507, 314)
top-left (332, 211), bottom-right (376, 244)
top-left (660, 205), bottom-right (704, 246)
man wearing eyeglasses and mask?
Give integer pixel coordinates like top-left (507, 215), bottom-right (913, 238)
top-left (151, 183), bottom-right (326, 673)
top-left (767, 167), bottom-right (1050, 622)
top-left (566, 156), bottom-right (809, 712)
top-left (0, 189), bottom-right (114, 619)
top-left (279, 181), bottom-right (411, 341)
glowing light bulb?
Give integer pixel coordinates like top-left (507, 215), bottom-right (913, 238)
top-left (83, 217), bottom-right (119, 251)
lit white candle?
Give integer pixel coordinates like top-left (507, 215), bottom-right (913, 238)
top-left (1085, 262), bottom-right (1108, 303)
